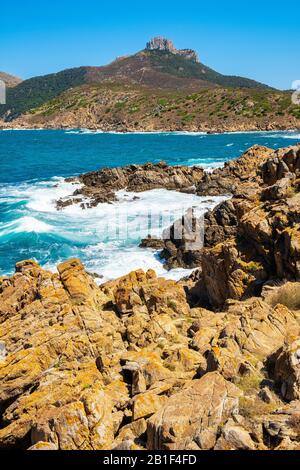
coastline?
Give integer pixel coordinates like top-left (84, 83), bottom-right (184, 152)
top-left (2, 141), bottom-right (300, 450)
top-left (1, 124), bottom-right (300, 135)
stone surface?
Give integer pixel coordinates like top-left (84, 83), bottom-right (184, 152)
top-left (274, 339), bottom-right (300, 401)
top-left (146, 37), bottom-right (199, 62)
top-left (147, 372), bottom-right (242, 450)
top-left (1, 257), bottom-right (300, 450)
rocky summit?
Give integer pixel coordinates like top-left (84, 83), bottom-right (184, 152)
top-left (146, 36), bottom-right (199, 62)
top-left (2, 143), bottom-right (300, 450)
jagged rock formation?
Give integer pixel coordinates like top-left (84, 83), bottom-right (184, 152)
top-left (1, 258), bottom-right (300, 450)
top-left (142, 144), bottom-right (300, 310)
top-left (56, 161), bottom-right (204, 209)
top-left (146, 36), bottom-right (199, 62)
top-left (146, 37), bottom-right (177, 52)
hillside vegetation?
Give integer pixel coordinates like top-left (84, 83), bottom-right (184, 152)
top-left (15, 82), bottom-right (300, 132)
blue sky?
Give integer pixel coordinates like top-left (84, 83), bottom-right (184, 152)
top-left (0, 0), bottom-right (299, 89)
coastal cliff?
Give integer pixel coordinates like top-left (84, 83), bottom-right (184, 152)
top-left (1, 143), bottom-right (300, 450)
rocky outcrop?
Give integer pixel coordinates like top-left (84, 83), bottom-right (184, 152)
top-left (273, 339), bottom-right (300, 401)
top-left (146, 37), bottom-right (199, 62)
top-left (147, 372), bottom-right (242, 450)
top-left (57, 162), bottom-right (204, 209)
top-left (146, 144), bottom-right (300, 309)
top-left (2, 258), bottom-right (300, 450)
top-left (140, 145), bottom-right (273, 271)
top-left (197, 145), bottom-right (300, 308)
top-left (196, 145), bottom-right (274, 197)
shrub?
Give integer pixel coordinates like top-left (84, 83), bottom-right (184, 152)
top-left (267, 282), bottom-right (300, 310)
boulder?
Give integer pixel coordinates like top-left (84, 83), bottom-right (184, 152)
top-left (274, 339), bottom-right (300, 401)
top-left (263, 401), bottom-right (300, 445)
top-left (147, 372), bottom-right (242, 450)
top-left (214, 420), bottom-right (256, 450)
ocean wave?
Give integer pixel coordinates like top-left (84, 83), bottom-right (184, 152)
top-left (0, 178), bottom-right (227, 280)
top-left (257, 131), bottom-right (300, 140)
top-left (0, 216), bottom-right (52, 236)
top-left (0, 128), bottom-right (46, 132)
top-left (63, 129), bottom-right (208, 136)
top-left (282, 133), bottom-right (300, 139)
top-left (186, 159), bottom-right (225, 172)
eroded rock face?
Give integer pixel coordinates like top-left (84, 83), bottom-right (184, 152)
top-left (196, 145), bottom-right (274, 197)
top-left (146, 37), bottom-right (199, 62)
top-left (274, 339), bottom-right (300, 401)
top-left (172, 144), bottom-right (300, 308)
top-left (147, 372), bottom-right (242, 450)
top-left (0, 260), bottom-right (202, 449)
top-left (1, 259), bottom-right (300, 450)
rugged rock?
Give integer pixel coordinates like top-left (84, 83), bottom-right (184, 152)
top-left (263, 401), bottom-right (300, 448)
top-left (3, 143), bottom-right (300, 451)
top-left (196, 145), bottom-right (274, 197)
top-left (146, 36), bottom-right (199, 62)
top-left (273, 339), bottom-right (300, 401)
top-left (147, 372), bottom-right (242, 450)
top-left (1, 258), bottom-right (300, 450)
top-left (154, 144), bottom-right (300, 308)
top-left (57, 162), bottom-right (204, 209)
top-left (214, 420), bottom-right (256, 450)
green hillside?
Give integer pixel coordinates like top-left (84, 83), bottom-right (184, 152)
top-left (146, 50), bottom-right (271, 89)
top-left (17, 82), bottom-right (300, 132)
top-left (0, 67), bottom-right (89, 119)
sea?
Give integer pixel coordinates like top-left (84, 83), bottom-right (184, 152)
top-left (0, 129), bottom-right (299, 282)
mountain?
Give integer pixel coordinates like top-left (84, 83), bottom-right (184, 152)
top-left (0, 37), bottom-right (273, 121)
top-left (0, 72), bottom-right (22, 88)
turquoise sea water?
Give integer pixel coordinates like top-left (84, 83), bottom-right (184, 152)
top-left (0, 129), bottom-right (299, 280)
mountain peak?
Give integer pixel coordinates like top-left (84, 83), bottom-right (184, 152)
top-left (146, 36), bottom-right (199, 63)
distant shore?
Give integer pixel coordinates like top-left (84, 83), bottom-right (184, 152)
top-left (1, 122), bottom-right (300, 135)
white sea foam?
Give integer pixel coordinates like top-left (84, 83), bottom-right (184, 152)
top-left (282, 133), bottom-right (300, 139)
top-left (16, 216), bottom-right (52, 233)
top-left (0, 216), bottom-right (52, 235)
top-left (187, 160), bottom-right (225, 172)
top-left (26, 179), bottom-right (82, 212)
top-left (257, 132), bottom-right (300, 140)
top-left (63, 129), bottom-right (208, 136)
top-left (1, 177), bottom-right (227, 281)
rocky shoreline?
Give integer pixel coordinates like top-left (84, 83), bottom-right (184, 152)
top-left (56, 161), bottom-right (204, 209)
top-left (1, 120), bottom-right (300, 134)
top-left (1, 142), bottom-right (300, 450)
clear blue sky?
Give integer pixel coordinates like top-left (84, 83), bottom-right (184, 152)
top-left (1, 0), bottom-right (299, 89)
